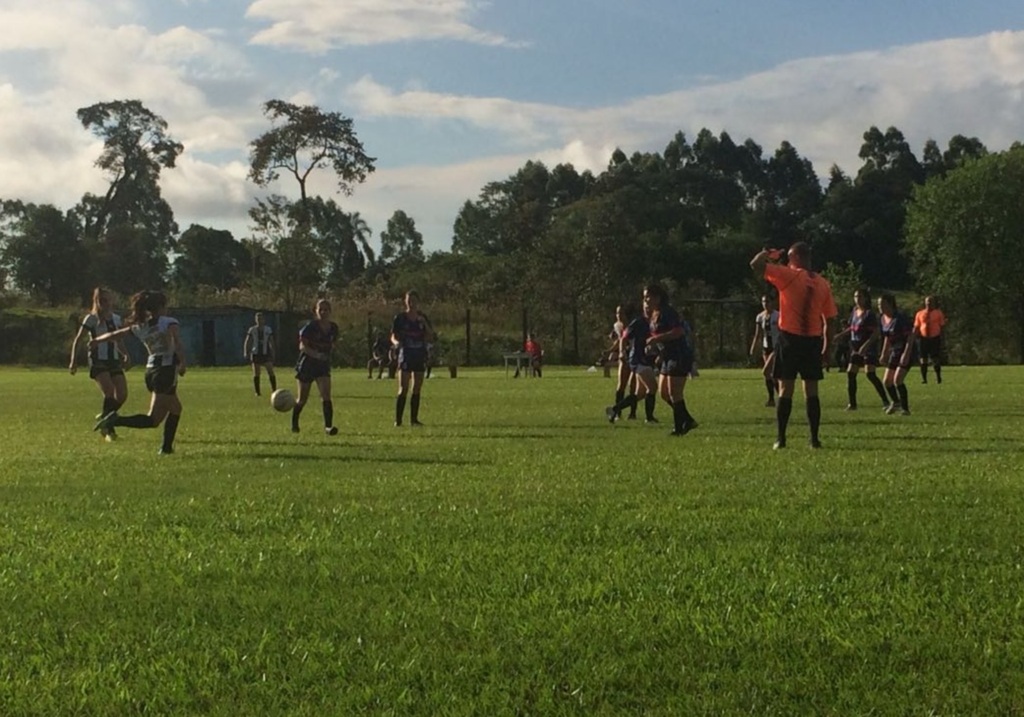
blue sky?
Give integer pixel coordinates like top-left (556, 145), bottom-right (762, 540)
top-left (1, 0), bottom-right (1023, 253)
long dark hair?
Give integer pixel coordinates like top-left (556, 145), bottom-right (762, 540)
top-left (127, 290), bottom-right (167, 324)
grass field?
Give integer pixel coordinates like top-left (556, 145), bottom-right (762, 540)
top-left (1, 365), bottom-right (1023, 716)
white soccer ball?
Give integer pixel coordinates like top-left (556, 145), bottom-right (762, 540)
top-left (271, 388), bottom-right (295, 412)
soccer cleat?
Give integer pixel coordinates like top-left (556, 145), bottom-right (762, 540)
top-left (394, 421), bottom-right (403, 427)
top-left (885, 403), bottom-right (900, 415)
top-left (291, 425), bottom-right (300, 434)
top-left (94, 411), bottom-right (118, 432)
top-left (605, 406), bottom-right (618, 424)
top-left (773, 439), bottom-right (787, 450)
top-left (765, 399), bottom-right (776, 407)
top-left (411, 420), bottom-right (424, 427)
top-left (644, 416), bottom-right (659, 424)
top-left (325, 426), bottom-right (338, 436)
top-left (900, 409), bottom-right (911, 416)
top-left (158, 447), bottom-right (174, 455)
top-left (844, 404), bottom-right (857, 411)
top-left (809, 438), bottom-right (823, 449)
top-left (626, 413), bottom-right (637, 420)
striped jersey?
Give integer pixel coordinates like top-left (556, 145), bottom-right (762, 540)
top-left (246, 324), bottom-right (273, 355)
top-left (131, 315), bottom-right (181, 368)
top-left (81, 313), bottom-right (123, 364)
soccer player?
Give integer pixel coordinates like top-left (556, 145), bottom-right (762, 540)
top-left (913, 295), bottom-right (946, 384)
top-left (643, 284), bottom-right (698, 436)
top-left (833, 288), bottom-right (888, 411)
top-left (879, 293), bottom-right (916, 415)
top-left (605, 302), bottom-right (658, 423)
top-left (70, 287), bottom-right (130, 441)
top-left (524, 333), bottom-right (543, 378)
top-left (391, 290), bottom-right (436, 426)
top-left (749, 293), bottom-right (780, 407)
top-left (367, 331), bottom-right (390, 379)
top-left (292, 298), bottom-right (339, 435)
top-left (243, 311), bottom-right (277, 396)
top-left (92, 291), bottom-right (186, 455)
top-left (750, 243), bottom-right (838, 449)
top-left (608, 305), bottom-right (638, 418)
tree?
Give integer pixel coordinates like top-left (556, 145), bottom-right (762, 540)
top-left (171, 225), bottom-right (250, 292)
top-left (0, 201), bottom-right (88, 304)
top-left (76, 99), bottom-right (182, 286)
top-left (248, 100), bottom-right (376, 216)
top-left (380, 210), bottom-right (424, 265)
top-left (904, 147), bottom-right (1024, 362)
top-left (248, 195), bottom-right (321, 311)
top-left (303, 198), bottom-right (375, 289)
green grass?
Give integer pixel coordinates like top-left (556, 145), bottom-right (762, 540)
top-left (1, 366), bottom-right (1023, 716)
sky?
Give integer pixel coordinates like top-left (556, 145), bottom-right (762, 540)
top-left (1, 0), bottom-right (1023, 254)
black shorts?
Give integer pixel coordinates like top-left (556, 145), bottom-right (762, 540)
top-left (773, 331), bottom-right (824, 382)
top-left (919, 336), bottom-right (942, 361)
top-left (295, 354), bottom-right (330, 383)
top-left (398, 347), bottom-right (427, 373)
top-left (250, 353), bottom-right (272, 366)
top-left (90, 360), bottom-right (124, 380)
top-left (144, 365), bottom-right (178, 395)
top-left (660, 353), bottom-right (694, 378)
top-left (886, 345), bottom-right (919, 371)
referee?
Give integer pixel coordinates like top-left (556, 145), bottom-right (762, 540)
top-left (750, 243), bottom-right (838, 449)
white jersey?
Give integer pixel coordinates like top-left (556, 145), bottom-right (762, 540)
top-left (82, 313), bottom-right (123, 364)
top-left (612, 320), bottom-right (625, 340)
top-left (246, 324), bottom-right (273, 355)
top-left (756, 310), bottom-right (780, 350)
top-left (131, 315), bottom-right (180, 368)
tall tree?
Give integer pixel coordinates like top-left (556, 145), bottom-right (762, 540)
top-left (76, 100), bottom-right (182, 282)
top-left (248, 100), bottom-right (376, 218)
top-left (380, 210), bottom-right (424, 265)
top-left (248, 195), bottom-right (321, 311)
top-left (905, 147), bottom-right (1024, 362)
top-left (0, 201), bottom-right (88, 304)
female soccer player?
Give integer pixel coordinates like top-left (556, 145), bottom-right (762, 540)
top-left (834, 288), bottom-right (889, 411)
top-left (243, 311), bottom-right (277, 397)
top-left (70, 287), bottom-right (130, 441)
top-left (391, 290), bottom-right (436, 426)
top-left (292, 298), bottom-right (339, 435)
top-left (92, 291), bottom-right (185, 454)
top-left (643, 284), bottom-right (698, 436)
top-left (878, 293), bottom-right (915, 415)
top-left (750, 293), bottom-right (779, 407)
top-left (606, 302), bottom-right (658, 423)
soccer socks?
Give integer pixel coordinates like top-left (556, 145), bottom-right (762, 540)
top-left (776, 396), bottom-right (793, 443)
top-left (268, 373), bottom-right (277, 392)
top-left (920, 363), bottom-right (928, 383)
top-left (897, 384), bottom-right (910, 412)
top-left (291, 403), bottom-right (304, 431)
top-left (934, 365), bottom-right (942, 384)
top-left (613, 394), bottom-right (637, 416)
top-left (627, 390), bottom-right (638, 418)
top-left (671, 399), bottom-right (695, 433)
top-left (395, 393), bottom-right (407, 425)
top-left (322, 400), bottom-right (334, 429)
top-left (806, 396), bottom-right (821, 443)
top-left (866, 372), bottom-right (888, 405)
top-left (846, 373), bottom-right (857, 407)
top-left (645, 394), bottom-right (657, 420)
top-left (115, 414), bottom-right (157, 428)
top-left (614, 389), bottom-right (624, 408)
top-left (161, 413), bottom-right (180, 452)
top-left (410, 394), bottom-right (421, 423)
top-left (886, 384), bottom-right (900, 406)
top-left (253, 375), bottom-right (261, 395)
top-left (765, 378), bottom-right (775, 402)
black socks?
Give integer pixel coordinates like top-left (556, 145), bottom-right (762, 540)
top-left (847, 373), bottom-right (857, 407)
top-left (776, 396), bottom-right (793, 442)
top-left (162, 413), bottom-right (180, 452)
top-left (865, 372), bottom-right (888, 404)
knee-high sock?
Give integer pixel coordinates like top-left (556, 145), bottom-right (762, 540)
top-left (920, 363), bottom-right (928, 382)
top-left (886, 384), bottom-right (900, 405)
top-left (410, 394), bottom-right (421, 422)
top-left (776, 397), bottom-right (793, 442)
top-left (897, 383), bottom-right (909, 411)
top-left (253, 375), bottom-right (261, 395)
top-left (614, 389), bottom-right (624, 407)
top-left (101, 396), bottom-right (119, 416)
top-left (671, 401), bottom-right (685, 432)
top-left (292, 402), bottom-right (304, 431)
top-left (806, 396), bottom-right (821, 442)
top-left (765, 378), bottom-right (775, 400)
top-left (115, 414), bottom-right (156, 429)
top-left (395, 393), bottom-right (407, 424)
top-left (866, 372), bottom-right (888, 404)
top-left (847, 373), bottom-right (857, 406)
top-left (268, 373), bottom-right (277, 391)
top-left (934, 365), bottom-right (942, 383)
top-left (162, 413), bottom-right (180, 452)
top-left (645, 394), bottom-right (657, 420)
top-left (322, 400), bottom-right (333, 428)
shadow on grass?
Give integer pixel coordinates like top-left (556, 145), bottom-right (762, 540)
top-left (245, 452), bottom-right (487, 466)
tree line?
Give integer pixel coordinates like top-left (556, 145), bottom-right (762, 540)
top-left (1, 98), bottom-right (1022, 361)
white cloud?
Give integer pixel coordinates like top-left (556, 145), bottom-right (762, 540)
top-left (246, 0), bottom-right (521, 51)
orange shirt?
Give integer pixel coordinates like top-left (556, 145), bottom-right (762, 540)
top-left (913, 308), bottom-right (945, 338)
top-left (524, 339), bottom-right (542, 358)
top-left (764, 263), bottom-right (838, 337)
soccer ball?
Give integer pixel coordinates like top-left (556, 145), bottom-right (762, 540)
top-left (271, 389), bottom-right (295, 412)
